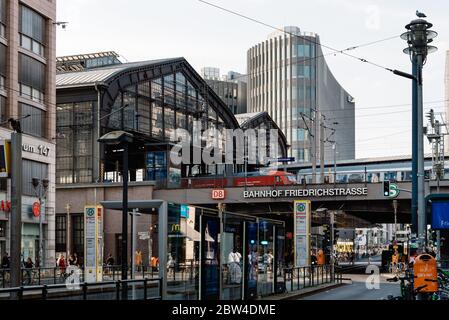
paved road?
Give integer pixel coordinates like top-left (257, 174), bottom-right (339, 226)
top-left (300, 274), bottom-right (401, 300)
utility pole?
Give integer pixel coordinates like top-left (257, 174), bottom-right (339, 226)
top-left (401, 16), bottom-right (438, 252)
top-left (393, 200), bottom-right (398, 240)
top-left (319, 112), bottom-right (325, 184)
top-left (330, 211), bottom-right (335, 280)
top-left (65, 203), bottom-right (71, 258)
top-left (311, 110), bottom-right (317, 183)
top-left (300, 112), bottom-right (316, 183)
top-left (332, 142), bottom-right (337, 183)
top-left (10, 131), bottom-right (22, 290)
top-left (425, 109), bottom-right (447, 259)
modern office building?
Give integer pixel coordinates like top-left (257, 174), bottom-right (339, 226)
top-left (247, 26), bottom-right (355, 164)
top-left (0, 0), bottom-right (56, 266)
top-left (202, 67), bottom-right (247, 115)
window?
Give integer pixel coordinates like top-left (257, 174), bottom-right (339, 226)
top-left (0, 220), bottom-right (5, 238)
top-left (296, 149), bottom-right (305, 161)
top-left (0, 44), bottom-right (5, 80)
top-left (0, 0), bottom-right (5, 38)
top-left (19, 53), bottom-right (46, 101)
top-left (22, 159), bottom-right (48, 196)
top-left (0, 95), bottom-right (5, 123)
top-left (71, 215), bottom-right (84, 258)
top-left (297, 45), bottom-right (311, 57)
top-left (295, 128), bottom-right (306, 141)
top-left (56, 102), bottom-right (95, 184)
top-left (20, 103), bottom-right (45, 137)
top-left (55, 215), bottom-right (67, 253)
top-left (20, 5), bottom-right (45, 56)
top-left (298, 65), bottom-right (311, 78)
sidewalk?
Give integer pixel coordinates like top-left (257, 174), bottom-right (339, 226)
top-left (257, 281), bottom-right (348, 300)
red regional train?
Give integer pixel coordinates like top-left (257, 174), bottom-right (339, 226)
top-left (181, 170), bottom-right (298, 188)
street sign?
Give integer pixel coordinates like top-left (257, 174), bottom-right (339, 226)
top-left (138, 231), bottom-right (150, 237)
top-left (383, 182), bottom-right (400, 198)
top-left (32, 202), bottom-right (40, 217)
top-left (277, 157), bottom-right (295, 162)
top-left (211, 189), bottom-right (225, 200)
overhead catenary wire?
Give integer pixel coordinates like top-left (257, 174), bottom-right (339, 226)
top-left (198, 0), bottom-right (402, 76)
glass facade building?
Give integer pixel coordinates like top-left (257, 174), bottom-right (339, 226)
top-left (247, 26), bottom-right (355, 163)
top-left (56, 54), bottom-right (288, 187)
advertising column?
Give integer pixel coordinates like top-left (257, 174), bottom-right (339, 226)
top-left (294, 200), bottom-right (311, 267)
top-left (84, 205), bottom-right (104, 282)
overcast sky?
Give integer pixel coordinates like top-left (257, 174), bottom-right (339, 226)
top-left (56, 0), bottom-right (449, 159)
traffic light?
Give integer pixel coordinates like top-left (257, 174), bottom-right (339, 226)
top-left (383, 180), bottom-right (390, 197)
top-left (333, 226), bottom-right (339, 244)
top-left (322, 224), bottom-right (331, 249)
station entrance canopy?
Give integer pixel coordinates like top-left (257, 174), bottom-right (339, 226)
top-left (99, 200), bottom-right (169, 298)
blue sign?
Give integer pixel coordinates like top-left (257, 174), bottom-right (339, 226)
top-left (277, 157), bottom-right (295, 162)
top-left (180, 205), bottom-right (189, 218)
top-left (432, 201), bottom-right (449, 229)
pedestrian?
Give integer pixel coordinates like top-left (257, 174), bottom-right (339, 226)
top-left (24, 257), bottom-right (34, 285)
top-left (167, 254), bottom-right (175, 278)
top-left (135, 250), bottom-right (142, 272)
top-left (73, 253), bottom-right (79, 267)
top-left (150, 256), bottom-right (159, 272)
top-left (1, 252), bottom-right (10, 269)
top-left (391, 250), bottom-right (399, 274)
top-left (68, 254), bottom-right (75, 266)
top-left (227, 247), bottom-right (242, 284)
top-left (58, 254), bottom-right (66, 277)
top-left (311, 250), bottom-right (317, 266)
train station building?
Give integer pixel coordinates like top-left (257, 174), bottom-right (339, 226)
top-left (55, 52), bottom-right (289, 299)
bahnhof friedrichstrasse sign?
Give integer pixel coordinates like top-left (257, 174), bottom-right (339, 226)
top-left (243, 187), bottom-right (369, 199)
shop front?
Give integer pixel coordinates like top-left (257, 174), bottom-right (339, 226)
top-left (165, 204), bottom-right (285, 300)
top-left (22, 223), bottom-right (40, 264)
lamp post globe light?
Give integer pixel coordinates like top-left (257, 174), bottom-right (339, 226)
top-left (400, 15), bottom-right (437, 252)
top-left (98, 131), bottom-right (134, 281)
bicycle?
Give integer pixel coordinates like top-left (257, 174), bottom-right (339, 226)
top-left (387, 275), bottom-right (427, 300)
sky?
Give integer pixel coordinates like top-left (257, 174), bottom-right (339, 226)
top-left (56, 0), bottom-right (449, 160)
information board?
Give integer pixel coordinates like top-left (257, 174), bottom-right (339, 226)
top-left (294, 200), bottom-right (311, 267)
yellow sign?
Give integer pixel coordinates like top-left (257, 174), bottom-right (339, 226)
top-left (0, 140), bottom-right (11, 178)
top-left (172, 224), bottom-right (181, 233)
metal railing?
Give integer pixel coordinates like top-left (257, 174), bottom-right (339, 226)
top-left (282, 265), bottom-right (340, 292)
top-left (0, 277), bottom-right (162, 300)
top-left (1, 265), bottom-right (160, 288)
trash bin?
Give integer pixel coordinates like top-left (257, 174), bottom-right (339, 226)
top-left (413, 254), bottom-right (438, 293)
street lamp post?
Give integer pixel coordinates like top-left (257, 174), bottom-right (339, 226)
top-left (32, 178), bottom-right (49, 267)
top-left (98, 131), bottom-right (134, 282)
top-left (400, 16), bottom-right (437, 252)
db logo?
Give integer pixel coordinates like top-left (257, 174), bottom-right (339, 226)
top-left (212, 189), bottom-right (226, 200)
